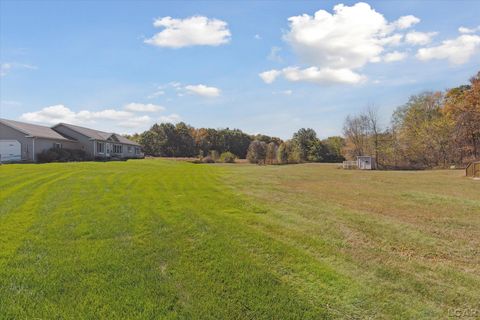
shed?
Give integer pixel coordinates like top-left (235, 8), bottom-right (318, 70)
top-left (342, 156), bottom-right (376, 170)
top-left (466, 161), bottom-right (480, 178)
top-left (357, 156), bottom-right (376, 170)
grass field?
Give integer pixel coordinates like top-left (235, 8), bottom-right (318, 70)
top-left (1, 160), bottom-right (479, 319)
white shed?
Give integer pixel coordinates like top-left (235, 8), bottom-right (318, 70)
top-left (357, 156), bottom-right (376, 170)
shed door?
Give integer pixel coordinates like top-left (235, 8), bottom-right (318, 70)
top-left (0, 140), bottom-right (21, 162)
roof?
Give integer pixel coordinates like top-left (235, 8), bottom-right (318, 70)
top-left (0, 118), bottom-right (74, 141)
top-left (54, 122), bottom-right (140, 146)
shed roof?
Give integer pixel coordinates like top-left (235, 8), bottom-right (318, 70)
top-left (0, 118), bottom-right (74, 141)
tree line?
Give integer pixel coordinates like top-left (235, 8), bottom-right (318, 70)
top-left (342, 71), bottom-right (480, 169)
top-left (127, 123), bottom-right (345, 164)
top-left (128, 71), bottom-right (479, 168)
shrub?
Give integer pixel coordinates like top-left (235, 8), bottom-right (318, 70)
top-left (220, 152), bottom-right (236, 163)
top-left (37, 148), bottom-right (90, 163)
top-left (210, 150), bottom-right (220, 162)
top-left (202, 155), bottom-right (215, 163)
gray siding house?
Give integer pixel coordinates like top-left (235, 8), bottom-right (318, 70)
top-left (52, 123), bottom-right (142, 159)
top-left (0, 119), bottom-right (142, 162)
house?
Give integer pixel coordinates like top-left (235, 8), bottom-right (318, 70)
top-left (52, 123), bottom-right (143, 159)
top-left (0, 118), bottom-right (143, 162)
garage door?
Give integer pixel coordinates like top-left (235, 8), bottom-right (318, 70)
top-left (0, 140), bottom-right (21, 162)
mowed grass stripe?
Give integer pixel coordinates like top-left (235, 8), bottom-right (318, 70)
top-left (1, 160), bottom-right (479, 319)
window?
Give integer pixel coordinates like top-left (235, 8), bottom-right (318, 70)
top-left (53, 143), bottom-right (62, 149)
top-left (113, 144), bottom-right (123, 153)
top-left (128, 146), bottom-right (133, 153)
top-left (135, 147), bottom-right (141, 155)
top-left (96, 142), bottom-right (105, 153)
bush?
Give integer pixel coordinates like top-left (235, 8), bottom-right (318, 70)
top-left (220, 152), bottom-right (236, 163)
top-left (37, 148), bottom-right (90, 163)
top-left (202, 155), bottom-right (215, 163)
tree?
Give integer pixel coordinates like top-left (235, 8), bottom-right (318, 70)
top-left (265, 142), bottom-right (278, 165)
top-left (277, 143), bottom-right (288, 164)
top-left (322, 136), bottom-right (345, 162)
top-left (247, 140), bottom-right (267, 164)
top-left (174, 122), bottom-right (196, 157)
top-left (392, 91), bottom-right (451, 167)
top-left (365, 106), bottom-right (381, 166)
top-left (342, 114), bottom-right (370, 160)
top-left (286, 141), bottom-right (301, 164)
top-left (292, 128), bottom-right (318, 161)
top-left (444, 72), bottom-right (480, 163)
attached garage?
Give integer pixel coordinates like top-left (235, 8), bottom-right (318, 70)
top-left (0, 140), bottom-right (21, 162)
top-left (0, 119), bottom-right (77, 162)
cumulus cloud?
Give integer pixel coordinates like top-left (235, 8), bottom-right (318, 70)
top-left (259, 70), bottom-right (281, 84)
top-left (145, 16), bottom-right (231, 48)
top-left (416, 34), bottom-right (480, 64)
top-left (459, 26), bottom-right (480, 34)
top-left (383, 51), bottom-right (408, 62)
top-left (19, 102), bottom-right (179, 132)
top-left (260, 67), bottom-right (366, 85)
top-left (118, 115), bottom-right (152, 128)
top-left (405, 31), bottom-right (437, 45)
top-left (124, 103), bottom-right (165, 112)
top-left (20, 105), bottom-right (133, 125)
top-left (184, 84), bottom-right (221, 97)
top-left (393, 15), bottom-right (420, 30)
top-left (261, 3), bottom-right (420, 85)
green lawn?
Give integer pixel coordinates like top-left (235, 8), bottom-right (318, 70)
top-left (0, 160), bottom-right (479, 319)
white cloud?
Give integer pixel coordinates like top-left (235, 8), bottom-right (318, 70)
top-left (284, 3), bottom-right (400, 70)
top-left (459, 26), bottom-right (480, 34)
top-left (0, 62), bottom-right (37, 77)
top-left (147, 90), bottom-right (165, 99)
top-left (416, 34), bottom-right (480, 64)
top-left (124, 103), bottom-right (165, 112)
top-left (184, 84), bottom-right (221, 97)
top-left (282, 67), bottom-right (366, 85)
top-left (405, 31), bottom-right (437, 45)
top-left (20, 105), bottom-right (134, 125)
top-left (118, 115), bottom-right (152, 128)
top-left (262, 3), bottom-right (420, 86)
top-left (254, 34), bottom-right (262, 40)
top-left (393, 15), bottom-right (420, 30)
top-left (259, 70), bottom-right (281, 84)
top-left (383, 51), bottom-right (408, 62)
top-left (159, 113), bottom-right (181, 123)
top-left (145, 16), bottom-right (231, 48)
top-left (261, 67), bottom-right (366, 85)
top-left (18, 103), bottom-right (177, 132)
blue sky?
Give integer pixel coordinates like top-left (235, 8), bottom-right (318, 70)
top-left (1, 1), bottom-right (479, 139)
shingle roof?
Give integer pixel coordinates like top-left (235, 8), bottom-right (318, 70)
top-left (54, 123), bottom-right (140, 146)
top-left (0, 118), bottom-right (74, 141)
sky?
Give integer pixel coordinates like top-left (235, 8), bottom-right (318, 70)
top-left (1, 0), bottom-right (479, 139)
